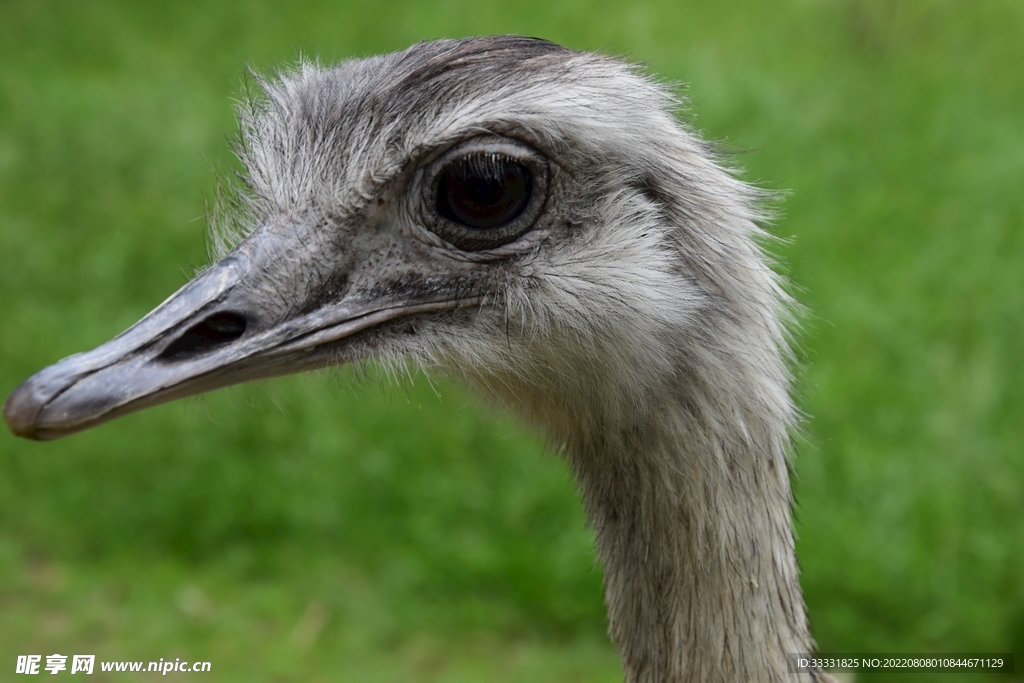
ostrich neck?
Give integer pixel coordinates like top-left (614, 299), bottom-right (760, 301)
top-left (563, 389), bottom-right (819, 683)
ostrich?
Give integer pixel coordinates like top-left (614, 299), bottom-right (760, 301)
top-left (4, 37), bottom-right (831, 683)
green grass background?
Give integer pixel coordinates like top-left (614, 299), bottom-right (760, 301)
top-left (1, 1), bottom-right (1022, 681)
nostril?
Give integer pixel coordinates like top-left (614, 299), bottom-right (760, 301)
top-left (159, 312), bottom-right (248, 360)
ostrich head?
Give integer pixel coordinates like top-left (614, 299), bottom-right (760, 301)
top-left (5, 37), bottom-right (824, 682)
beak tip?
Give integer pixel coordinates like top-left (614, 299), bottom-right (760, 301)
top-left (4, 380), bottom-right (44, 440)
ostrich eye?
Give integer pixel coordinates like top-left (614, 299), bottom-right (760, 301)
top-left (423, 137), bottom-right (550, 252)
top-left (436, 153), bottom-right (532, 229)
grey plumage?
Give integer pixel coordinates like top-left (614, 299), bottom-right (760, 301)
top-left (4, 37), bottom-right (831, 682)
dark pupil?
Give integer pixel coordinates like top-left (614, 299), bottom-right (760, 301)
top-left (437, 153), bottom-right (532, 229)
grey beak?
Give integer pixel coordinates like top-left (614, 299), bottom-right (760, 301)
top-left (3, 232), bottom-right (474, 441)
top-left (4, 252), bottom-right (266, 440)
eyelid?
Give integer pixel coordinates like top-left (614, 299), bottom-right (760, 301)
top-left (415, 128), bottom-right (560, 168)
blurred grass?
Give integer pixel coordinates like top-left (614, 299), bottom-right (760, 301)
top-left (1, 0), bottom-right (1023, 681)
